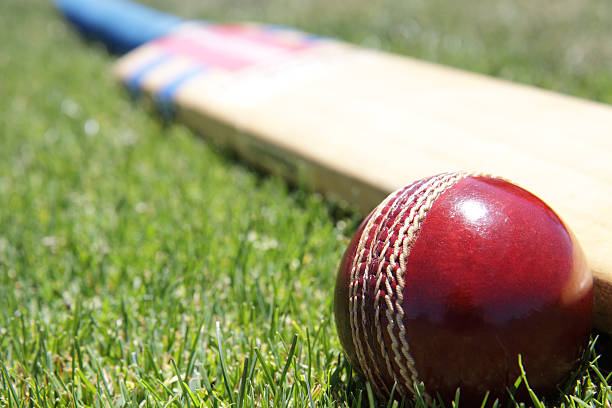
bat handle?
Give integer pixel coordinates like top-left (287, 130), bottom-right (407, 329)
top-left (53, 0), bottom-right (183, 53)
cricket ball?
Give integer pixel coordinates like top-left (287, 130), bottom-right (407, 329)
top-left (334, 172), bottom-right (593, 404)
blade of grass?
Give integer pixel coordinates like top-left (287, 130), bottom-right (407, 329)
top-left (215, 321), bottom-right (234, 404)
top-left (237, 357), bottom-right (249, 408)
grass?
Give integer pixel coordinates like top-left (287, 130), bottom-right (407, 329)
top-left (1, 0), bottom-right (611, 407)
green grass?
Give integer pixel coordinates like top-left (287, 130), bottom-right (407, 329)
top-left (1, 0), bottom-right (611, 407)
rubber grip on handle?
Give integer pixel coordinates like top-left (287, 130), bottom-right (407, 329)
top-left (54, 0), bottom-right (183, 53)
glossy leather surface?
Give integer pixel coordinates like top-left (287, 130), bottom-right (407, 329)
top-left (334, 175), bottom-right (593, 405)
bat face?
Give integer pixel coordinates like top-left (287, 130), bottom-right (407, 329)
top-left (113, 17), bottom-right (612, 334)
top-left (115, 22), bottom-right (344, 114)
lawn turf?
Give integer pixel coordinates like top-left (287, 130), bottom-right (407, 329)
top-left (1, 0), bottom-right (612, 407)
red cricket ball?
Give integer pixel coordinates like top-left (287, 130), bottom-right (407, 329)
top-left (334, 172), bottom-right (593, 405)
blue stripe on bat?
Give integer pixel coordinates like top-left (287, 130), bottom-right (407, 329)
top-left (125, 54), bottom-right (172, 98)
top-left (156, 66), bottom-right (208, 119)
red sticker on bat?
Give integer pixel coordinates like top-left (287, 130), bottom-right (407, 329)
top-left (153, 23), bottom-right (320, 71)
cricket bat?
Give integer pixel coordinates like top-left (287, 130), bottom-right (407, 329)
top-left (55, 0), bottom-right (612, 332)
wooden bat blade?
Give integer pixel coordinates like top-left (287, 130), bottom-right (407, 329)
top-left (112, 22), bottom-right (612, 332)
